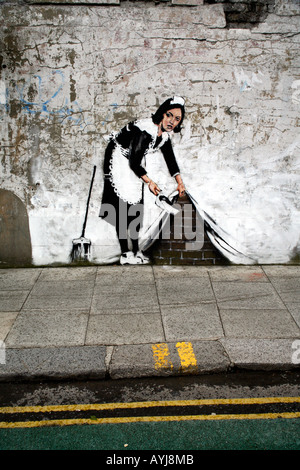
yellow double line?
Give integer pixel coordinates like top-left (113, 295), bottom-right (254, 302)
top-left (0, 397), bottom-right (300, 429)
top-left (152, 342), bottom-right (197, 372)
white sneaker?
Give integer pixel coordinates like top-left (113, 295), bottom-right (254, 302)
top-left (120, 251), bottom-right (150, 265)
top-left (135, 251), bottom-right (150, 264)
top-left (120, 251), bottom-right (136, 265)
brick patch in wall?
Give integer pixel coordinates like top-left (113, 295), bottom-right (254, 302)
top-left (148, 195), bottom-right (229, 266)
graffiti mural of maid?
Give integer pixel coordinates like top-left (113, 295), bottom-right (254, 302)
top-left (98, 96), bottom-right (186, 265)
top-left (93, 96), bottom-right (255, 266)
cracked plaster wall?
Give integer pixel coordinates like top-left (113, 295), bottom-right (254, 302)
top-left (0, 0), bottom-right (299, 265)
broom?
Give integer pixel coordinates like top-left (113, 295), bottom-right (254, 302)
top-left (71, 165), bottom-right (96, 262)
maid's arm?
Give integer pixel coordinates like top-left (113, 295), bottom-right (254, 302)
top-left (161, 139), bottom-right (185, 197)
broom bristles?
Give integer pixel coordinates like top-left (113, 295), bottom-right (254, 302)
top-left (70, 237), bottom-right (91, 261)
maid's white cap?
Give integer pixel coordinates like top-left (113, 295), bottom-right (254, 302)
top-left (170, 96), bottom-right (185, 107)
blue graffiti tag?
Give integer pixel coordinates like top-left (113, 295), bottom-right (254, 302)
top-left (15, 70), bottom-right (89, 127)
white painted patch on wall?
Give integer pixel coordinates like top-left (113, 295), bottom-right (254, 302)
top-left (291, 80), bottom-right (300, 105)
top-left (24, 117), bottom-right (300, 266)
top-left (234, 67), bottom-right (264, 92)
top-left (0, 80), bottom-right (6, 105)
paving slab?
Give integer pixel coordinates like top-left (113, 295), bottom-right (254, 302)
top-left (91, 283), bottom-right (160, 314)
top-left (86, 313), bottom-right (165, 345)
top-left (161, 302), bottom-right (223, 341)
top-left (38, 266), bottom-right (97, 281)
top-left (153, 265), bottom-right (210, 278)
top-left (267, 277), bottom-right (300, 293)
top-left (286, 303), bottom-right (300, 327)
top-left (208, 265), bottom-right (268, 282)
top-left (278, 289), bottom-right (300, 303)
top-left (262, 265), bottom-right (300, 277)
top-left (5, 310), bottom-right (89, 348)
top-left (96, 265), bottom-right (155, 286)
top-left (22, 283), bottom-right (94, 310)
top-left (0, 291), bottom-right (29, 312)
top-left (220, 308), bottom-right (300, 338)
top-left (155, 277), bottom-right (215, 305)
top-left (0, 268), bottom-right (42, 289)
top-left (212, 282), bottom-right (287, 309)
top-left (28, 280), bottom-right (94, 297)
top-left (0, 312), bottom-right (18, 342)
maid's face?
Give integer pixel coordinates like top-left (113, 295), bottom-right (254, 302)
top-left (160, 108), bottom-right (182, 133)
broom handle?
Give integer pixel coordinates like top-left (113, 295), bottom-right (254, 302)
top-left (81, 165), bottom-right (96, 238)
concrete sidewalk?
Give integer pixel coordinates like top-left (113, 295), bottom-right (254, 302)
top-left (0, 264), bottom-right (299, 381)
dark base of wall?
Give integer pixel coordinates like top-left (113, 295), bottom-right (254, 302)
top-left (203, 0), bottom-right (275, 29)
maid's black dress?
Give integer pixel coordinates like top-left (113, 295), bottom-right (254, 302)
top-left (99, 118), bottom-right (180, 254)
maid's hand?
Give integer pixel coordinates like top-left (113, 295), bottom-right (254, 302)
top-left (177, 182), bottom-right (185, 197)
top-left (148, 180), bottom-right (161, 196)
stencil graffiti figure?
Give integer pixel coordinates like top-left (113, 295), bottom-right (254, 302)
top-left (99, 96), bottom-right (186, 265)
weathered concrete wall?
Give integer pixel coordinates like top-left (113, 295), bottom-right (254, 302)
top-left (0, 0), bottom-right (299, 266)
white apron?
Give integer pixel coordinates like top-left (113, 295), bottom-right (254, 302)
top-left (108, 119), bottom-right (169, 205)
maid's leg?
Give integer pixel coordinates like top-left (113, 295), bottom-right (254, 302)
top-left (128, 203), bottom-right (149, 264)
top-left (116, 197), bottom-right (130, 254)
top-left (128, 203), bottom-right (143, 254)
